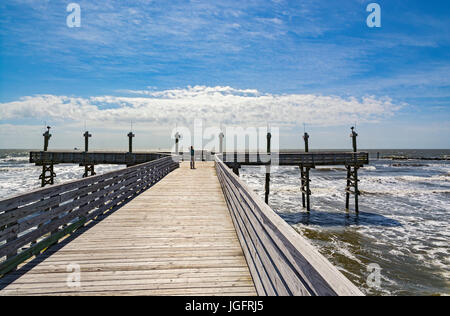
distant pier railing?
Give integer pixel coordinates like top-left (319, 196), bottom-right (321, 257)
top-left (30, 151), bottom-right (169, 166)
top-left (215, 155), bottom-right (363, 296)
top-left (222, 152), bottom-right (369, 166)
top-left (0, 156), bottom-right (179, 276)
top-left (221, 151), bottom-right (368, 213)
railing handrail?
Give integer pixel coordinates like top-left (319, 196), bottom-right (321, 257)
top-left (214, 154), bottom-right (363, 296)
top-left (220, 152), bottom-right (369, 165)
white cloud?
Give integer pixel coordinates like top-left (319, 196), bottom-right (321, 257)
top-left (0, 86), bottom-right (401, 128)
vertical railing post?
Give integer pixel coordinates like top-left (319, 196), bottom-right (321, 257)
top-left (5, 206), bottom-right (19, 271)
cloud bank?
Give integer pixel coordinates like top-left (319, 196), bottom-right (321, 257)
top-left (0, 86), bottom-right (401, 128)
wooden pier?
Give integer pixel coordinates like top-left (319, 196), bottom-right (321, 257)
top-left (0, 162), bottom-right (256, 296)
top-left (0, 127), bottom-right (369, 296)
top-left (0, 156), bottom-right (363, 296)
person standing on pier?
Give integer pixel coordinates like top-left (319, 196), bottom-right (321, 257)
top-left (190, 146), bottom-right (196, 169)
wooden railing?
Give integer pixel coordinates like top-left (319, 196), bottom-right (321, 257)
top-left (215, 155), bottom-right (363, 296)
top-left (30, 151), bottom-right (169, 166)
top-left (0, 156), bottom-right (179, 276)
top-left (221, 152), bottom-right (369, 166)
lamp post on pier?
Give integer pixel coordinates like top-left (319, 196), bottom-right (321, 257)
top-left (128, 132), bottom-right (135, 153)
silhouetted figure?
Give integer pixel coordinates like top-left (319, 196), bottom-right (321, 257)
top-left (190, 146), bottom-right (195, 169)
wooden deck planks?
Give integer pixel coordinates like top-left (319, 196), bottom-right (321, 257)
top-left (0, 162), bottom-right (257, 296)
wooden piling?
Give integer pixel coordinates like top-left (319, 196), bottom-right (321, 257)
top-left (345, 166), bottom-right (351, 210)
top-left (83, 165), bottom-right (96, 178)
top-left (354, 167), bottom-right (359, 213)
top-left (265, 132), bottom-right (272, 204)
top-left (39, 164), bottom-right (55, 187)
top-left (300, 167), bottom-right (311, 212)
top-left (82, 131), bottom-right (96, 178)
top-left (232, 165), bottom-right (240, 176)
top-left (345, 127), bottom-right (361, 213)
top-left (265, 166), bottom-right (270, 204)
top-left (300, 132), bottom-right (312, 212)
top-left (300, 166), bottom-right (306, 207)
top-left (39, 127), bottom-right (55, 187)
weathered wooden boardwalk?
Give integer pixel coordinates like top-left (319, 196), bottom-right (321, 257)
top-left (0, 127), bottom-right (369, 295)
top-left (0, 154), bottom-right (364, 296)
top-left (0, 162), bottom-right (256, 296)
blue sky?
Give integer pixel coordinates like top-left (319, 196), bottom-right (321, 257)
top-left (0, 0), bottom-right (449, 149)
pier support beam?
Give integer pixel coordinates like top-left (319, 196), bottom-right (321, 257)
top-left (40, 164), bottom-right (56, 187)
top-left (39, 126), bottom-right (55, 187)
top-left (232, 164), bottom-right (240, 176)
top-left (300, 132), bottom-right (312, 211)
top-left (265, 166), bottom-right (271, 204)
top-left (83, 165), bottom-right (96, 178)
top-left (265, 131), bottom-right (272, 204)
top-left (345, 165), bottom-right (360, 213)
top-left (345, 127), bottom-right (360, 213)
top-left (300, 166), bottom-right (312, 212)
top-left (82, 131), bottom-right (96, 178)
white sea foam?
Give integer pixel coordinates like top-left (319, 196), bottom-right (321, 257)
top-left (240, 158), bottom-right (450, 295)
top-left (0, 160), bottom-right (124, 199)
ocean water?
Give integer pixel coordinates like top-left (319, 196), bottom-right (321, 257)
top-left (0, 149), bottom-right (449, 296)
top-left (240, 150), bottom-right (450, 296)
top-left (0, 150), bottom-right (125, 199)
